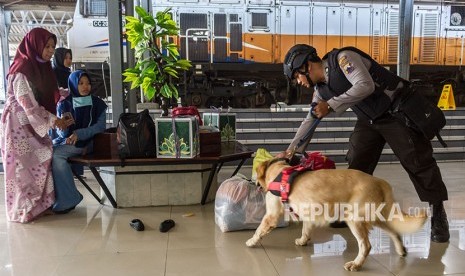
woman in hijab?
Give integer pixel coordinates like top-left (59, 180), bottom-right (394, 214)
top-left (52, 70), bottom-right (107, 213)
top-left (0, 28), bottom-right (74, 223)
top-left (52, 47), bottom-right (72, 89)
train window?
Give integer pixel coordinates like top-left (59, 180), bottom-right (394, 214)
top-left (250, 13), bottom-right (268, 30)
top-left (80, 0), bottom-right (107, 17)
top-left (214, 14), bottom-right (227, 37)
top-left (230, 14), bottom-right (238, 22)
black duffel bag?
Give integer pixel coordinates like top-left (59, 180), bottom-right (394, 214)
top-left (392, 87), bottom-right (447, 147)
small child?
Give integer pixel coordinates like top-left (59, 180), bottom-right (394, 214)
top-left (51, 70), bottom-right (107, 214)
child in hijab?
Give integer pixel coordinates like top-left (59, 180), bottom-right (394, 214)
top-left (52, 47), bottom-right (72, 89)
top-left (52, 70), bottom-right (107, 213)
top-left (50, 47), bottom-right (73, 153)
top-left (0, 27), bottom-right (74, 223)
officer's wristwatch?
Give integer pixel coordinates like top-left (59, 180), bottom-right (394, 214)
top-left (327, 104), bottom-right (333, 112)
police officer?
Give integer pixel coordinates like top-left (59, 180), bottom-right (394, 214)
top-left (283, 44), bottom-right (449, 243)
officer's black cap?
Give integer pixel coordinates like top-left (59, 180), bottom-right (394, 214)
top-left (283, 44), bottom-right (321, 80)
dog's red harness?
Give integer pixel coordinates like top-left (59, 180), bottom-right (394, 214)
top-left (268, 165), bottom-right (313, 202)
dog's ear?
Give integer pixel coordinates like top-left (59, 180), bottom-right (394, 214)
top-left (256, 160), bottom-right (270, 190)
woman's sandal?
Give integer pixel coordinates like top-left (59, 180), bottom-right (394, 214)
top-left (159, 219), bottom-right (175, 232)
top-left (129, 219), bottom-right (145, 231)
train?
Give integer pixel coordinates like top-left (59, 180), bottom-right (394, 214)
top-left (67, 0), bottom-right (465, 108)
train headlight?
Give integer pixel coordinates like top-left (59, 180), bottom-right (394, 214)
top-left (451, 12), bottom-right (462, 26)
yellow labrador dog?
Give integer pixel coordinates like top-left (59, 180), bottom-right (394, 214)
top-left (246, 158), bottom-right (427, 271)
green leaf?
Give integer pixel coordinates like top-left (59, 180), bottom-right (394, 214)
top-left (142, 15), bottom-right (155, 26)
top-left (135, 6), bottom-right (149, 18)
top-left (161, 83), bottom-right (172, 98)
top-left (169, 83), bottom-right (179, 99)
top-left (130, 77), bottom-right (143, 90)
top-left (141, 76), bottom-right (153, 91)
top-left (124, 6), bottom-right (189, 100)
top-left (164, 70), bottom-right (178, 78)
top-left (125, 16), bottom-right (139, 23)
top-left (145, 85), bottom-right (156, 101)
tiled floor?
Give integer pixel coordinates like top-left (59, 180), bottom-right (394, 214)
top-left (1, 162), bottom-right (465, 276)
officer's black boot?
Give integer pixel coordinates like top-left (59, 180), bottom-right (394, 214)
top-left (430, 201), bottom-right (450, 243)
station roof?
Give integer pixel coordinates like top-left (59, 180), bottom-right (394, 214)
top-left (0, 1), bottom-right (76, 10)
top-left (1, 0), bottom-right (76, 56)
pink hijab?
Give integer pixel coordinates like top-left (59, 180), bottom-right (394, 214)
top-left (8, 28), bottom-right (59, 114)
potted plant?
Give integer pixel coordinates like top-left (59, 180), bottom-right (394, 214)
top-left (123, 7), bottom-right (191, 105)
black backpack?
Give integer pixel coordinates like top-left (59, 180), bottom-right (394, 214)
top-left (117, 109), bottom-right (156, 160)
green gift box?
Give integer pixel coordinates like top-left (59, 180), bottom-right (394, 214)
top-left (155, 116), bottom-right (200, 158)
top-left (202, 112), bottom-right (236, 141)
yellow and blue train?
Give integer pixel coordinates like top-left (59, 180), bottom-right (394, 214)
top-left (68, 0), bottom-right (465, 107)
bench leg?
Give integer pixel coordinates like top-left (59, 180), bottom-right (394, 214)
top-left (231, 158), bottom-right (246, 177)
top-left (201, 162), bottom-right (219, 205)
top-left (90, 167), bottom-right (118, 208)
top-left (71, 167), bottom-right (102, 204)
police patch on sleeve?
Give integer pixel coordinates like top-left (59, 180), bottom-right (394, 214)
top-left (338, 55), bottom-right (355, 74)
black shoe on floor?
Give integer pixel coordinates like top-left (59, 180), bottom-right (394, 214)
top-left (329, 221), bottom-right (348, 228)
top-left (159, 219), bottom-right (175, 232)
top-left (130, 219), bottom-right (145, 231)
top-left (430, 202), bottom-right (450, 243)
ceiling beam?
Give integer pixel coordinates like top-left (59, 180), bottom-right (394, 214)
top-left (0, 1), bottom-right (76, 11)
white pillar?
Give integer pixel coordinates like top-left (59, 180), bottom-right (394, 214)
top-left (398, 0), bottom-right (414, 80)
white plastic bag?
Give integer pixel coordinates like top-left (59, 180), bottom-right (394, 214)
top-left (215, 175), bottom-right (288, 232)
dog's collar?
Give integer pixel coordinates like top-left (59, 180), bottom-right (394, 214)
top-left (262, 158), bottom-right (290, 188)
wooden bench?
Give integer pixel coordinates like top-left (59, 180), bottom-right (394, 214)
top-left (68, 141), bottom-right (253, 208)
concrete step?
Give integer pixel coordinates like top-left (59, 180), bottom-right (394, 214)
top-left (232, 107), bottom-right (465, 164)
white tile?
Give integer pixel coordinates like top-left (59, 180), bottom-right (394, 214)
top-left (0, 162), bottom-right (465, 276)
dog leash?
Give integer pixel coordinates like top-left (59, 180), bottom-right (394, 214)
top-left (288, 102), bottom-right (321, 162)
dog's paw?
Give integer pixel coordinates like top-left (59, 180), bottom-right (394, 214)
top-left (344, 261), bottom-right (361, 272)
top-left (246, 238), bottom-right (258, 247)
top-left (295, 237), bottom-right (309, 246)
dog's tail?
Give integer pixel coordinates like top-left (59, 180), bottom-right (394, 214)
top-left (386, 209), bottom-right (427, 234)
top-left (380, 181), bottom-right (427, 234)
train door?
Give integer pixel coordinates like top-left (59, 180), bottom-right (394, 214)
top-left (278, 3), bottom-right (312, 62)
top-left (244, 8), bottom-right (275, 63)
top-left (443, 5), bottom-right (465, 66)
top-left (211, 12), bottom-right (243, 63)
top-left (229, 13), bottom-right (243, 62)
top-left (213, 13), bottom-right (228, 62)
top-left (312, 3), bottom-right (341, 55)
top-left (179, 12), bottom-right (211, 62)
top-left (341, 5), bottom-right (371, 54)
top-left (412, 6), bottom-right (440, 65)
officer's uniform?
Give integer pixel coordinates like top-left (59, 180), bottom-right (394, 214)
top-left (291, 47), bottom-right (447, 203)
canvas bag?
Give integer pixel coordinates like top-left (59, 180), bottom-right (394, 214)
top-left (117, 109), bottom-right (156, 159)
